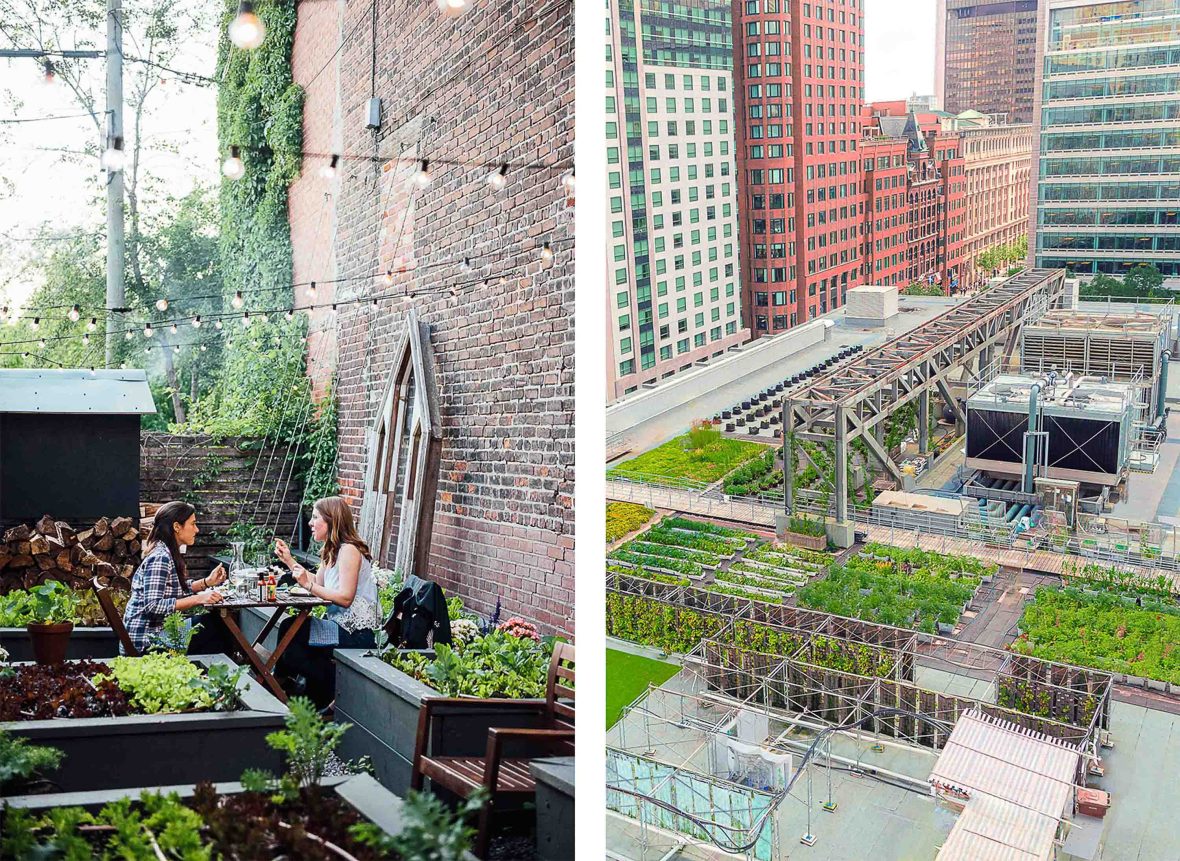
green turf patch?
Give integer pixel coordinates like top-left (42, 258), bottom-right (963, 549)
top-left (606, 648), bottom-right (680, 728)
top-left (607, 432), bottom-right (768, 485)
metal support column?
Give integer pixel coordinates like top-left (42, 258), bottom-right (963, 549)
top-left (918, 389), bottom-right (930, 453)
top-left (834, 404), bottom-right (848, 525)
top-left (784, 398), bottom-right (795, 514)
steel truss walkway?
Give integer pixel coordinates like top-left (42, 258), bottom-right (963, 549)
top-left (785, 269), bottom-right (1069, 524)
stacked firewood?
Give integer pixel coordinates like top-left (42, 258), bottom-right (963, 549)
top-left (0, 515), bottom-right (141, 593)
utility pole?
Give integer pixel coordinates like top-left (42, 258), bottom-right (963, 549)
top-left (105, 0), bottom-right (125, 368)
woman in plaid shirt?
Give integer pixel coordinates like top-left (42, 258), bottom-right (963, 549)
top-left (122, 501), bottom-right (232, 655)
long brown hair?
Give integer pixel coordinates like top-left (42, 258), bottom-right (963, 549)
top-left (314, 497), bottom-right (372, 567)
top-left (145, 500), bottom-right (194, 583)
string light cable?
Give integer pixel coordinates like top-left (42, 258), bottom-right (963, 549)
top-left (6, 234), bottom-right (570, 322)
top-left (0, 244), bottom-right (568, 354)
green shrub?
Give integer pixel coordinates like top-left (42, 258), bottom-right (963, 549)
top-left (1012, 588), bottom-right (1180, 684)
top-left (382, 631), bottom-right (553, 699)
top-left (606, 502), bottom-right (656, 542)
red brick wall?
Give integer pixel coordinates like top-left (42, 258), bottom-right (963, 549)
top-left (290, 1), bottom-right (574, 636)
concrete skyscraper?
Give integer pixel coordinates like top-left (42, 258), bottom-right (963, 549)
top-left (605, 0), bottom-right (748, 401)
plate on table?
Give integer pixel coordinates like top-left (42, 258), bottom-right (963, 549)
top-left (289, 586), bottom-right (311, 597)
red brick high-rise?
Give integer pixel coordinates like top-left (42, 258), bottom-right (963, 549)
top-left (864, 104), bottom-right (968, 292)
top-left (733, 0), bottom-right (867, 337)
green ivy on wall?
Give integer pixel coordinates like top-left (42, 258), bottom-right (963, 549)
top-left (215, 0), bottom-right (303, 306)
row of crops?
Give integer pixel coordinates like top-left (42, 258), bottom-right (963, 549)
top-left (606, 512), bottom-right (833, 601)
top-left (796, 543), bottom-right (996, 634)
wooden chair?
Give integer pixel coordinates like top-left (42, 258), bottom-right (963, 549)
top-left (411, 642), bottom-right (575, 858)
top-left (91, 576), bottom-right (139, 657)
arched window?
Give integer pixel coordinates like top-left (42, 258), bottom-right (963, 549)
top-left (359, 309), bottom-right (442, 578)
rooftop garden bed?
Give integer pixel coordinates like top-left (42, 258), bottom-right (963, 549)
top-left (1011, 588), bottom-right (1180, 685)
top-left (798, 544), bottom-right (989, 633)
top-left (1, 654), bottom-right (286, 793)
top-left (607, 424), bottom-right (769, 485)
top-left (606, 502), bottom-right (657, 543)
top-left (721, 448), bottom-right (784, 498)
top-left (1, 698), bottom-right (479, 861)
top-left (381, 627), bottom-right (552, 700)
top-left (1061, 559), bottom-right (1177, 602)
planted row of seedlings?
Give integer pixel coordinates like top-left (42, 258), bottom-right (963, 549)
top-left (607, 516), bottom-right (834, 603)
top-left (606, 516), bottom-right (752, 584)
top-left (797, 543), bottom-right (996, 634)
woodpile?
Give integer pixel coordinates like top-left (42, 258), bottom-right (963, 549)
top-left (0, 515), bottom-right (141, 594)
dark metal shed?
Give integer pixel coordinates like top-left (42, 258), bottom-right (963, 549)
top-left (0, 369), bottom-right (155, 527)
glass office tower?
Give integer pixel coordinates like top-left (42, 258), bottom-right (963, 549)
top-left (1033, 0), bottom-right (1180, 277)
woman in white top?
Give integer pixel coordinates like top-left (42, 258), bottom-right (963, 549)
top-left (273, 496), bottom-right (379, 708)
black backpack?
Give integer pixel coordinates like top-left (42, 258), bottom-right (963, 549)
top-left (383, 574), bottom-right (453, 649)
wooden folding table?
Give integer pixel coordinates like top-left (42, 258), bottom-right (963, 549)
top-left (214, 594), bottom-right (331, 703)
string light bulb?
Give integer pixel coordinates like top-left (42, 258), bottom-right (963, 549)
top-left (222, 146), bottom-right (245, 180)
top-left (173, 345), bottom-right (181, 354)
top-left (87, 318), bottom-right (97, 332)
top-left (242, 313), bottom-right (252, 328)
top-left (41, 59), bottom-right (56, 87)
top-left (228, 1), bottom-right (266, 50)
top-left (192, 315), bottom-right (202, 328)
top-left (231, 290), bottom-right (244, 309)
top-left (143, 323), bottom-right (154, 338)
top-left (124, 330), bottom-right (134, 340)
top-left (215, 320), bottom-right (223, 330)
top-left (144, 346), bottom-right (151, 354)
top-left (38, 339), bottom-right (46, 349)
top-left (68, 304), bottom-right (80, 322)
top-left (435, 0), bottom-right (469, 17)
top-left (321, 154), bottom-right (340, 180)
top-left (540, 241), bottom-right (554, 264)
top-left (155, 298), bottom-right (169, 312)
top-left (561, 170), bottom-right (575, 196)
top-left (30, 317), bottom-right (39, 331)
top-left (306, 281), bottom-right (317, 299)
top-left (382, 270), bottom-right (394, 287)
top-left (413, 159), bottom-right (432, 189)
top-left (200, 344), bottom-right (207, 352)
top-left (486, 162), bottom-right (508, 190)
top-left (285, 308), bottom-right (294, 320)
top-left (101, 136), bottom-right (126, 172)
top-left (82, 334), bottom-right (90, 346)
top-left (461, 257), bottom-right (472, 272)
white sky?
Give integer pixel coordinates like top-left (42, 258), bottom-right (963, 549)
top-left (0, 0), bottom-right (937, 306)
top-left (0, 24), bottom-right (218, 308)
top-left (865, 0), bottom-right (938, 103)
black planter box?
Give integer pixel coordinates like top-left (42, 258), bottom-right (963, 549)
top-left (334, 649), bottom-right (555, 798)
top-left (2, 773), bottom-right (478, 860)
top-left (4, 654), bottom-right (287, 793)
top-left (531, 757), bottom-right (575, 861)
top-left (0, 626), bottom-right (120, 662)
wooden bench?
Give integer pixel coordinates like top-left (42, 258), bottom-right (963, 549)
top-left (411, 642), bottom-right (575, 858)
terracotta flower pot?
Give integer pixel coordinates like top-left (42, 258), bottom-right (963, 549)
top-left (27, 621), bottom-right (75, 665)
